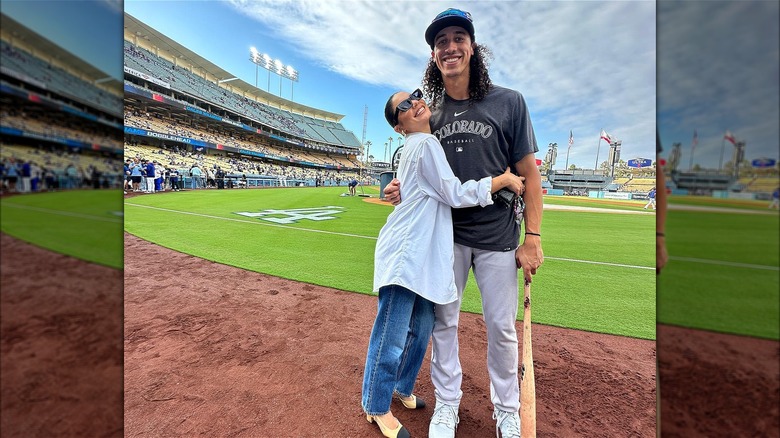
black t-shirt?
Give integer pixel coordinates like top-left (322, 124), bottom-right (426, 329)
top-left (430, 85), bottom-right (538, 251)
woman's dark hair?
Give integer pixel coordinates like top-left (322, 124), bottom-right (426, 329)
top-left (383, 92), bottom-right (398, 128)
top-left (422, 43), bottom-right (493, 109)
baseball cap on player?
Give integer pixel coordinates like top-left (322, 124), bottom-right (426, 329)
top-left (424, 8), bottom-right (475, 49)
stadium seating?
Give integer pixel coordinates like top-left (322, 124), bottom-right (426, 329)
top-left (621, 177), bottom-right (656, 193)
top-left (1, 40), bottom-right (121, 115)
top-left (741, 176), bottom-right (780, 193)
top-left (123, 41), bottom-right (360, 150)
top-left (125, 143), bottom-right (366, 187)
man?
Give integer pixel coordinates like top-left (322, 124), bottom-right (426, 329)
top-left (123, 159), bottom-right (132, 194)
top-left (769, 187), bottom-right (779, 210)
top-left (644, 186), bottom-right (657, 210)
top-left (169, 167), bottom-right (180, 192)
top-left (153, 161), bottom-right (163, 192)
top-left (655, 132), bottom-right (668, 438)
top-left (190, 164), bottom-right (202, 190)
top-left (384, 8), bottom-right (544, 438)
top-left (144, 159), bottom-right (155, 194)
top-left (349, 178), bottom-right (358, 196)
top-left (216, 167), bottom-right (225, 189)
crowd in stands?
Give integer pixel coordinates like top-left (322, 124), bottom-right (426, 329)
top-left (1, 40), bottom-right (122, 115)
top-left (3, 106), bottom-right (122, 150)
top-left (613, 176), bottom-right (656, 193)
top-left (1, 144), bottom-right (122, 193)
top-left (124, 108), bottom-right (361, 170)
top-left (123, 143), bottom-right (375, 194)
top-left (123, 41), bottom-right (360, 151)
top-left (737, 175), bottom-right (780, 194)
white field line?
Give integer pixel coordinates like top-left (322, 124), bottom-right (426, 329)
top-left (125, 203), bottom-right (377, 240)
top-left (542, 203), bottom-right (653, 215)
top-left (544, 257), bottom-right (654, 270)
top-left (669, 256), bottom-right (779, 271)
top-left (668, 204), bottom-right (778, 215)
top-left (126, 203), bottom-right (654, 270)
top-left (2, 202), bottom-right (124, 224)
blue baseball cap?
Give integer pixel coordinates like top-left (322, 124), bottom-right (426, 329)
top-left (425, 8), bottom-right (475, 49)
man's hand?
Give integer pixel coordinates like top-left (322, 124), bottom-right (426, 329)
top-left (516, 236), bottom-right (543, 284)
top-left (656, 235), bottom-right (668, 274)
top-left (383, 178), bottom-right (401, 205)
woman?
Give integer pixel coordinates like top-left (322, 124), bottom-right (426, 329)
top-left (362, 89), bottom-right (524, 438)
top-left (129, 157), bottom-right (143, 192)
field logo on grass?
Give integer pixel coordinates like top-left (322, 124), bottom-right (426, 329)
top-left (234, 206), bottom-right (345, 224)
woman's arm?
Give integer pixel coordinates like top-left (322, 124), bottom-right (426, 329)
top-left (418, 137), bottom-right (524, 208)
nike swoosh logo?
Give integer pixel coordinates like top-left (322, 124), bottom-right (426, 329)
top-left (454, 110), bottom-right (468, 117)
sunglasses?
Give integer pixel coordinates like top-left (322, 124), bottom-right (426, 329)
top-left (393, 89), bottom-right (423, 126)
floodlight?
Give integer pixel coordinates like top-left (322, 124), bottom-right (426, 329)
top-left (249, 48), bottom-right (300, 100)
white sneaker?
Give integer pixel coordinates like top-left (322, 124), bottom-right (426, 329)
top-left (429, 403), bottom-right (459, 438)
top-left (493, 409), bottom-right (521, 438)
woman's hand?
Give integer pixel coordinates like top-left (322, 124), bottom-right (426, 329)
top-left (499, 167), bottom-right (525, 196)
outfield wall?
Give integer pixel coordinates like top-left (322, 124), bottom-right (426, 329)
top-left (589, 191), bottom-right (635, 200)
top-left (712, 190), bottom-right (758, 200)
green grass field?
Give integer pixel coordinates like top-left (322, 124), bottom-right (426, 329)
top-left (658, 196), bottom-right (779, 339)
top-left (0, 190), bottom-right (124, 269)
top-left (123, 186), bottom-right (657, 340)
top-left (4, 188), bottom-right (776, 341)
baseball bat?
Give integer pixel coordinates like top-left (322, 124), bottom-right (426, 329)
top-left (520, 280), bottom-right (536, 437)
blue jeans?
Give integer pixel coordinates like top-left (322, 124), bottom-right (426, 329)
top-left (362, 285), bottom-right (435, 416)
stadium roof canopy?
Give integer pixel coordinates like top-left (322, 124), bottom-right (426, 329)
top-left (123, 12), bottom-right (345, 122)
top-left (0, 13), bottom-right (123, 93)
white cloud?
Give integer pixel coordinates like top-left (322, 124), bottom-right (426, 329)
top-left (98, 0), bottom-right (123, 14)
top-left (657, 1), bottom-right (779, 167)
top-left (227, 0), bottom-right (657, 166)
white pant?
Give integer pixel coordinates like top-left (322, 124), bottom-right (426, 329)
top-left (430, 243), bottom-right (520, 412)
top-left (145, 177), bottom-right (155, 192)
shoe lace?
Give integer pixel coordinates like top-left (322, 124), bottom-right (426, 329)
top-left (492, 410), bottom-right (521, 438)
top-left (432, 404), bottom-right (459, 429)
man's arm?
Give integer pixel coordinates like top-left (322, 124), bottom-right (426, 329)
top-left (515, 153), bottom-right (544, 283)
top-left (656, 156), bottom-right (668, 274)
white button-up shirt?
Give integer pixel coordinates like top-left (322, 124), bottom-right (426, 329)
top-left (374, 132), bottom-right (493, 304)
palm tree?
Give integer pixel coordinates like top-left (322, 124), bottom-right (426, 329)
top-left (364, 140), bottom-right (372, 166)
top-left (387, 137), bottom-right (394, 162)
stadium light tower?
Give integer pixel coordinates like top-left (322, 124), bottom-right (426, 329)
top-left (249, 47), bottom-right (299, 100)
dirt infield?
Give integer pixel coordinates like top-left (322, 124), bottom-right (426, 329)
top-left (2, 231), bottom-right (777, 437)
top-left (122, 233), bottom-right (655, 437)
top-left (0, 233), bottom-right (123, 437)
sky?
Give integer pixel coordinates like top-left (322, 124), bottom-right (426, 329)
top-left (3, 1), bottom-right (776, 172)
top-left (1, 0), bottom-right (124, 80)
top-left (657, 0), bottom-right (779, 170)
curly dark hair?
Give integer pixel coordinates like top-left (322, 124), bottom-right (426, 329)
top-left (422, 43), bottom-right (493, 109)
